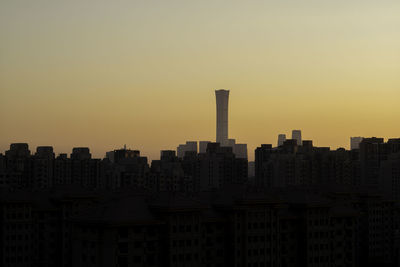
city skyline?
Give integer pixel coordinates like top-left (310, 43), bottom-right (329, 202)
top-left (0, 87), bottom-right (398, 161)
top-left (1, 2), bottom-right (400, 267)
top-left (1, 84), bottom-right (399, 161)
top-left (1, 1), bottom-right (400, 161)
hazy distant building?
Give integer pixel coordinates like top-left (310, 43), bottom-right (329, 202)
top-left (227, 138), bottom-right (236, 148)
top-left (186, 141), bottom-right (197, 153)
top-left (292, 130), bottom-right (302, 146)
top-left (219, 138), bottom-right (247, 159)
top-left (215, 89), bottom-right (229, 146)
top-left (350, 136), bottom-right (363, 150)
top-left (199, 141), bottom-right (211, 153)
top-left (278, 134), bottom-right (286, 146)
top-left (177, 141), bottom-right (198, 158)
top-left (234, 143), bottom-right (247, 159)
top-left (176, 144), bottom-right (185, 158)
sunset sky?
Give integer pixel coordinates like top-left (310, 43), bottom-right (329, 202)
top-left (1, 0), bottom-right (399, 161)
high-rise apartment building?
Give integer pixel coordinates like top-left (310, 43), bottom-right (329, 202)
top-left (278, 134), bottom-right (286, 146)
top-left (234, 143), bottom-right (248, 159)
top-left (199, 141), bottom-right (211, 154)
top-left (177, 141), bottom-right (198, 158)
top-left (292, 130), bottom-right (302, 146)
top-left (350, 136), bottom-right (363, 150)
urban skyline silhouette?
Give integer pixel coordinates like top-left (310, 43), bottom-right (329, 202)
top-left (1, 1), bottom-right (399, 267)
top-left (2, 1), bottom-right (399, 162)
top-left (1, 88), bottom-right (396, 162)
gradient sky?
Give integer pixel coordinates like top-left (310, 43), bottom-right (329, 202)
top-left (1, 0), bottom-right (399, 161)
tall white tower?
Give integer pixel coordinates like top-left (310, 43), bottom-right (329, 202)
top-left (215, 89), bottom-right (229, 146)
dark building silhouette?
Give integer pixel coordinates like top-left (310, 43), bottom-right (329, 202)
top-left (177, 141), bottom-right (197, 158)
top-left (197, 142), bottom-right (247, 191)
top-left (277, 134), bottom-right (286, 147)
top-left (1, 184), bottom-right (398, 267)
top-left (1, 139), bottom-right (400, 267)
top-left (215, 89), bottom-right (230, 146)
top-left (31, 146), bottom-right (55, 188)
top-left (199, 141), bottom-right (211, 154)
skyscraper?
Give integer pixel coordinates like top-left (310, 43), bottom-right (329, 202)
top-left (278, 134), bottom-right (286, 147)
top-left (292, 130), bottom-right (302, 146)
top-left (215, 89), bottom-right (229, 146)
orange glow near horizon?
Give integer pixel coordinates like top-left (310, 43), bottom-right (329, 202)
top-left (1, 1), bottom-right (399, 161)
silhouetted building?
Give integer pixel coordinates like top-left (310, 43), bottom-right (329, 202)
top-left (150, 150), bottom-right (192, 192)
top-left (292, 130), bottom-right (302, 146)
top-left (176, 144), bottom-right (185, 158)
top-left (31, 146), bottom-right (55, 188)
top-left (300, 140), bottom-right (313, 152)
top-left (2, 143), bottom-right (31, 187)
top-left (106, 147), bottom-right (140, 163)
top-left (283, 139), bottom-right (298, 153)
top-left (226, 138), bottom-right (236, 148)
top-left (67, 147), bottom-right (103, 188)
top-left (177, 141), bottom-right (197, 158)
top-left (199, 141), bottom-right (211, 154)
top-left (5, 143), bottom-right (30, 158)
top-left (255, 140), bottom-right (365, 188)
top-left (234, 143), bottom-right (248, 159)
top-left (71, 195), bottom-right (161, 267)
top-left (255, 144), bottom-right (273, 187)
top-left (248, 161), bottom-right (255, 178)
top-left (185, 141), bottom-right (197, 153)
top-left (351, 136), bottom-right (364, 150)
top-left (54, 153), bottom-right (71, 185)
top-left (278, 134), bottom-right (286, 146)
top-left (2, 185), bottom-right (391, 267)
top-left (2, 140), bottom-right (400, 266)
top-left (215, 89), bottom-right (229, 146)
top-left (381, 152), bottom-right (400, 201)
top-left (71, 147), bottom-right (91, 160)
top-left (197, 143), bottom-right (247, 191)
top-left (359, 137), bottom-right (386, 186)
top-left (104, 148), bottom-right (149, 190)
